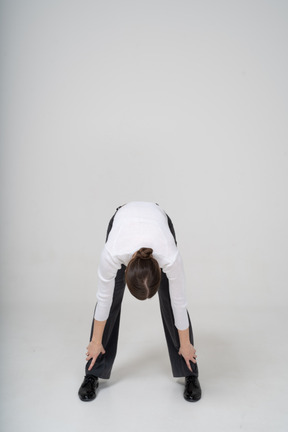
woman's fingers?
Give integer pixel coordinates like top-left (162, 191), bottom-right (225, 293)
top-left (88, 356), bottom-right (97, 371)
top-left (178, 345), bottom-right (198, 370)
top-left (85, 342), bottom-right (106, 371)
top-left (186, 359), bottom-right (192, 371)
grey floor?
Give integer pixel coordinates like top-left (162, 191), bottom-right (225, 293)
top-left (1, 296), bottom-right (287, 432)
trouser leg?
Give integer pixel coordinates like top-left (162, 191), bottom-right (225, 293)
top-left (86, 265), bottom-right (126, 379)
top-left (158, 271), bottom-right (199, 378)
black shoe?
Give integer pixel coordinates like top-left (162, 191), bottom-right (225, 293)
top-left (78, 375), bottom-right (99, 401)
top-left (184, 376), bottom-right (202, 402)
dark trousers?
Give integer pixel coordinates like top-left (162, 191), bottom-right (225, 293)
top-left (86, 207), bottom-right (199, 379)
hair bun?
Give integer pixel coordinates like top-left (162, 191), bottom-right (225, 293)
top-left (136, 247), bottom-right (153, 260)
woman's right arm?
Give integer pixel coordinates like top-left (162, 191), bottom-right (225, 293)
top-left (86, 248), bottom-right (121, 370)
top-left (86, 319), bottom-right (107, 371)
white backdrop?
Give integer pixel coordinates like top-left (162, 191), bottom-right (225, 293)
top-left (0, 2), bottom-right (288, 430)
top-left (1, 0), bottom-right (287, 310)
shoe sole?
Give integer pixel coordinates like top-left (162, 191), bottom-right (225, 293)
top-left (79, 394), bottom-right (97, 402)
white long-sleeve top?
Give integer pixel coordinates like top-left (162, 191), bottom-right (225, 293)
top-left (94, 201), bottom-right (189, 330)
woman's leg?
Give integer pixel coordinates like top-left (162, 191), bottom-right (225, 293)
top-left (85, 205), bottom-right (126, 379)
top-left (158, 273), bottom-right (199, 377)
top-left (160, 212), bottom-right (199, 378)
top-left (86, 265), bottom-right (126, 379)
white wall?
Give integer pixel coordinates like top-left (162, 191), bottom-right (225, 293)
top-left (1, 0), bottom-right (287, 312)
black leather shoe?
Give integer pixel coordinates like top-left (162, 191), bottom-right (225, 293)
top-left (184, 376), bottom-right (202, 402)
top-left (78, 375), bottom-right (99, 401)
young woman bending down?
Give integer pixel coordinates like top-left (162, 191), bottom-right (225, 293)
top-left (78, 201), bottom-right (201, 402)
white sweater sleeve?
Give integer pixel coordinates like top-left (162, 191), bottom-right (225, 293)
top-left (94, 247), bottom-right (122, 322)
top-left (163, 252), bottom-right (189, 330)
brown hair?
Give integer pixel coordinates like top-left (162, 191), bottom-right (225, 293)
top-left (125, 247), bottom-right (161, 300)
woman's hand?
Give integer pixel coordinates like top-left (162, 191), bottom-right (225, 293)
top-left (86, 341), bottom-right (106, 371)
top-left (178, 343), bottom-right (197, 372)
